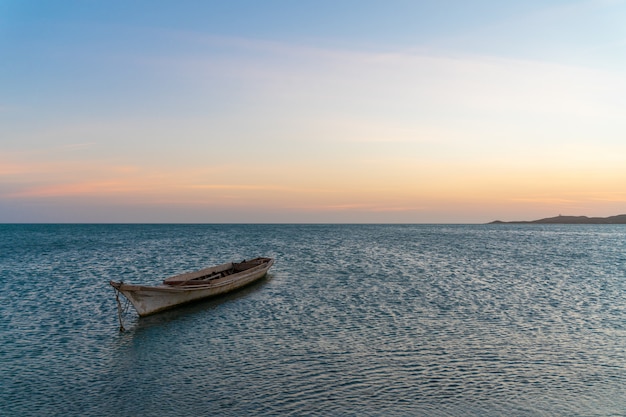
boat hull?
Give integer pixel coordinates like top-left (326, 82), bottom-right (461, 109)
top-left (110, 258), bottom-right (273, 316)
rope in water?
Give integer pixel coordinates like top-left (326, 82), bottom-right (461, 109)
top-left (113, 285), bottom-right (130, 332)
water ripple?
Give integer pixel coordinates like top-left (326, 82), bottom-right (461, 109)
top-left (1, 224), bottom-right (625, 416)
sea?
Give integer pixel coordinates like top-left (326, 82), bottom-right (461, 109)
top-left (1, 224), bottom-right (625, 416)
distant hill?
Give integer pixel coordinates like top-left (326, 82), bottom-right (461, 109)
top-left (490, 214), bottom-right (626, 224)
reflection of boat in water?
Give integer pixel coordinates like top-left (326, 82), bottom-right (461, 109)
top-left (110, 257), bottom-right (274, 317)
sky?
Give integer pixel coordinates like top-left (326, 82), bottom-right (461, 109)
top-left (1, 0), bottom-right (626, 223)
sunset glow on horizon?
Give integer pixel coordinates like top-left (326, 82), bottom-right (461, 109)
top-left (2, 1), bottom-right (626, 222)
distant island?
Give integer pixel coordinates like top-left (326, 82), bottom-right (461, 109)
top-left (490, 214), bottom-right (626, 224)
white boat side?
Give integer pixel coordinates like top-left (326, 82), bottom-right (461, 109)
top-left (110, 257), bottom-right (273, 317)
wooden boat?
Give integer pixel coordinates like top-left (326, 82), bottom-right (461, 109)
top-left (110, 257), bottom-right (273, 317)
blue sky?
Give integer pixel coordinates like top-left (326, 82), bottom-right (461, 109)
top-left (1, 1), bottom-right (626, 222)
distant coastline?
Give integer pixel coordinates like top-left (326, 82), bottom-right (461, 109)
top-left (490, 214), bottom-right (626, 224)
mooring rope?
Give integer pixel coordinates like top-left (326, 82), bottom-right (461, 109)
top-left (112, 285), bottom-right (130, 332)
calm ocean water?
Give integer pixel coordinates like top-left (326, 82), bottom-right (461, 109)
top-left (1, 224), bottom-right (625, 416)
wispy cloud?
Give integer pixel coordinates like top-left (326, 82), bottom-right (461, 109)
top-left (61, 142), bottom-right (97, 150)
top-left (152, 34), bottom-right (626, 150)
top-left (5, 181), bottom-right (145, 198)
top-left (185, 184), bottom-right (290, 191)
top-left (288, 202), bottom-right (427, 213)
